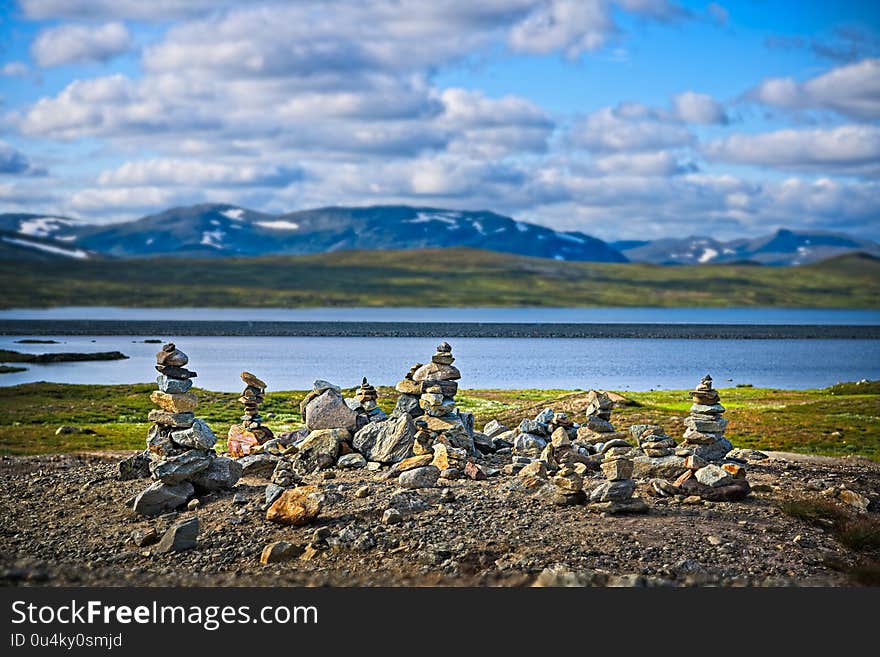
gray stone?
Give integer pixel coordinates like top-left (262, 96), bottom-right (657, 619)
top-left (398, 465), bottom-right (440, 489)
top-left (155, 516), bottom-right (199, 553)
top-left (337, 453), bottom-right (367, 469)
top-left (132, 480), bottom-right (194, 516)
top-left (131, 528), bottom-right (158, 547)
top-left (412, 362), bottom-right (461, 381)
top-left (305, 389), bottom-right (358, 431)
top-left (518, 418), bottom-right (549, 436)
top-left (589, 479), bottom-right (636, 502)
top-left (189, 457), bottom-right (242, 492)
top-left (631, 454), bottom-right (689, 480)
top-left (583, 416), bottom-right (615, 433)
top-left (601, 438), bottom-right (633, 453)
top-left (170, 418), bottom-right (217, 450)
top-left (353, 412), bottom-right (415, 464)
top-left (156, 375), bottom-right (193, 394)
top-left (149, 450), bottom-right (212, 484)
top-left (313, 379), bottom-right (341, 393)
top-left (237, 453), bottom-right (279, 478)
top-left (147, 410), bottom-right (195, 428)
top-left (118, 449), bottom-right (151, 480)
top-left (684, 416), bottom-right (729, 433)
top-left (513, 433), bottom-right (547, 455)
top-left (482, 419), bottom-right (509, 438)
top-left (692, 437), bottom-right (734, 462)
top-left (382, 508), bottom-right (402, 524)
top-left (695, 464), bottom-right (733, 488)
top-left (264, 483), bottom-right (286, 507)
top-left (726, 448), bottom-right (768, 461)
top-left (394, 394), bottom-right (423, 417)
top-left (690, 403), bottom-right (726, 414)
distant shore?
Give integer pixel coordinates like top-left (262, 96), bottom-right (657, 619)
top-left (1, 319), bottom-right (878, 339)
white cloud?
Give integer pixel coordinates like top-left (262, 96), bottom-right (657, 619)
top-left (70, 186), bottom-right (188, 211)
top-left (592, 150), bottom-right (696, 176)
top-left (0, 141), bottom-right (45, 175)
top-left (749, 58), bottom-right (880, 120)
top-left (703, 124), bottom-right (880, 176)
top-left (96, 159), bottom-right (302, 188)
top-left (673, 91), bottom-right (728, 124)
top-left (508, 0), bottom-right (616, 57)
top-left (1, 61), bottom-right (30, 77)
top-left (31, 22), bottom-right (132, 68)
top-left (19, 0), bottom-right (234, 20)
top-left (570, 103), bottom-right (694, 152)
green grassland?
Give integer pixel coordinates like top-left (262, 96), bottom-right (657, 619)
top-left (1, 249), bottom-right (878, 308)
top-left (1, 381), bottom-right (877, 460)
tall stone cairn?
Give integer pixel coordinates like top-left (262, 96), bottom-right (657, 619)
top-left (679, 374), bottom-right (733, 462)
top-left (394, 342), bottom-right (475, 458)
top-left (346, 377), bottom-right (387, 428)
top-left (228, 371), bottom-right (273, 457)
top-left (132, 343), bottom-right (242, 516)
top-left (575, 390), bottom-right (627, 444)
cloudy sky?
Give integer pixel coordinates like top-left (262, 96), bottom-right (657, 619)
top-left (0, 0), bottom-right (878, 240)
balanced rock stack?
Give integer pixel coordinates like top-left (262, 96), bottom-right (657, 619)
top-left (132, 343), bottom-right (242, 516)
top-left (576, 390), bottom-right (627, 444)
top-left (228, 372), bottom-right (274, 457)
top-left (678, 375), bottom-right (733, 462)
top-left (346, 377), bottom-right (387, 428)
top-left (394, 342), bottom-right (475, 455)
top-left (589, 443), bottom-right (647, 514)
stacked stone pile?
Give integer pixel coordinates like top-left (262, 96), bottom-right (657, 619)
top-left (575, 390), bottom-right (627, 444)
top-left (511, 407), bottom-right (596, 468)
top-left (588, 443), bottom-right (647, 514)
top-left (131, 343), bottom-right (242, 516)
top-left (678, 375), bottom-right (733, 462)
top-left (228, 371), bottom-right (273, 457)
top-left (631, 425), bottom-right (680, 457)
top-left (345, 377), bottom-right (387, 428)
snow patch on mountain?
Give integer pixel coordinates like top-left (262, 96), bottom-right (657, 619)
top-left (200, 230), bottom-right (225, 248)
top-left (19, 217), bottom-right (71, 238)
top-left (221, 208), bottom-right (244, 221)
top-left (2, 236), bottom-right (89, 259)
top-left (256, 220), bottom-right (300, 230)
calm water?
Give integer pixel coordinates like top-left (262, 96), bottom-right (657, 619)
top-left (2, 306), bottom-right (879, 324)
top-left (2, 335), bottom-right (877, 391)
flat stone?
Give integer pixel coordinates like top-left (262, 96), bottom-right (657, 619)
top-left (398, 454), bottom-right (434, 472)
top-left (154, 364), bottom-right (197, 379)
top-left (156, 343), bottom-right (188, 367)
top-left (156, 375), bottom-right (193, 394)
top-left (412, 362), bottom-right (461, 382)
top-left (147, 410), bottom-right (195, 428)
top-left (132, 480), bottom-right (194, 516)
top-left (632, 454), bottom-right (688, 480)
top-left (150, 390), bottom-right (198, 414)
top-left (155, 517), bottom-right (199, 553)
top-left (118, 450), bottom-right (151, 480)
top-left (241, 371), bottom-right (267, 389)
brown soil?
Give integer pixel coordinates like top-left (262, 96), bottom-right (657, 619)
top-left (1, 451), bottom-right (877, 587)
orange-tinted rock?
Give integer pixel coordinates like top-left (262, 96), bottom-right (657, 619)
top-left (265, 486), bottom-right (323, 526)
top-left (227, 424), bottom-right (259, 457)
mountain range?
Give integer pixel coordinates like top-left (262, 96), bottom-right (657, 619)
top-left (1, 203), bottom-right (877, 266)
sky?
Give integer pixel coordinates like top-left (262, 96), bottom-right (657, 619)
top-left (0, 0), bottom-right (878, 241)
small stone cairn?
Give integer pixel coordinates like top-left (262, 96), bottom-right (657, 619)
top-left (588, 442), bottom-right (647, 514)
top-left (678, 374), bottom-right (733, 462)
top-left (575, 390), bottom-right (627, 445)
top-left (346, 377), bottom-right (387, 427)
top-left (228, 371), bottom-right (274, 457)
top-left (131, 343), bottom-right (242, 516)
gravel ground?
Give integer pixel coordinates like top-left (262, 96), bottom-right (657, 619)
top-left (1, 450), bottom-right (878, 587)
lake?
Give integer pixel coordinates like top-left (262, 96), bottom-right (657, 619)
top-left (2, 335), bottom-right (877, 391)
top-left (1, 306), bottom-right (879, 324)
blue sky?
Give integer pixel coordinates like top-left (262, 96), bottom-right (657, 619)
top-left (0, 0), bottom-right (878, 240)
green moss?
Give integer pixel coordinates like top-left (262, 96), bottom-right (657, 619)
top-left (1, 381), bottom-right (877, 459)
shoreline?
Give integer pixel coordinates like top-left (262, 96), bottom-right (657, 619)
top-left (1, 320), bottom-right (879, 339)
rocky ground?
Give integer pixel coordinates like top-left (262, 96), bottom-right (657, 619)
top-left (1, 449), bottom-right (878, 587)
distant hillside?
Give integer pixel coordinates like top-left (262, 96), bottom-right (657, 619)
top-left (0, 248), bottom-right (877, 309)
top-left (613, 229), bottom-right (880, 265)
top-left (0, 204), bottom-right (626, 263)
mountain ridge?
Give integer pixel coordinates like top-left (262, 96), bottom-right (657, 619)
top-left (1, 203), bottom-right (877, 265)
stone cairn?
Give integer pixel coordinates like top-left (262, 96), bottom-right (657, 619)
top-left (346, 377), bottom-right (387, 427)
top-left (678, 374), bottom-right (733, 462)
top-left (575, 390), bottom-right (627, 445)
top-left (228, 371), bottom-right (274, 457)
top-left (589, 441), bottom-right (647, 514)
top-left (131, 343), bottom-right (242, 516)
